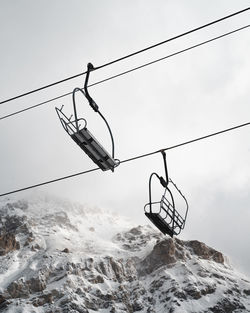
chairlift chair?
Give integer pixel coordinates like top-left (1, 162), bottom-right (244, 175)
top-left (144, 151), bottom-right (188, 237)
top-left (55, 63), bottom-right (119, 172)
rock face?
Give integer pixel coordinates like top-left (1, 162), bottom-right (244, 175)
top-left (0, 196), bottom-right (250, 313)
top-left (187, 240), bottom-right (224, 263)
top-left (0, 233), bottom-right (20, 256)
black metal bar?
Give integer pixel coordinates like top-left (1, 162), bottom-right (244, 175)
top-left (55, 106), bottom-right (78, 135)
top-left (169, 180), bottom-right (189, 228)
top-left (166, 186), bottom-right (175, 231)
top-left (72, 87), bottom-right (84, 132)
top-left (148, 173), bottom-right (161, 214)
top-left (83, 63), bottom-right (116, 159)
top-left (161, 151), bottom-right (169, 185)
top-left (84, 63), bottom-right (99, 112)
top-left (98, 111), bottom-right (115, 159)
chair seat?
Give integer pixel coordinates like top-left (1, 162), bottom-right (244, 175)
top-left (71, 127), bottom-right (117, 171)
top-left (145, 212), bottom-right (176, 237)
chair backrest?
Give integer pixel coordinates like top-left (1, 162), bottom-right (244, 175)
top-left (160, 194), bottom-right (185, 234)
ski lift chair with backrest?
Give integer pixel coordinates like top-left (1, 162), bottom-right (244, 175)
top-left (55, 63), bottom-right (119, 172)
top-left (144, 151), bottom-right (188, 237)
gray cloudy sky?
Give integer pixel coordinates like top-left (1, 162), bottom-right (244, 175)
top-left (0, 1), bottom-right (250, 275)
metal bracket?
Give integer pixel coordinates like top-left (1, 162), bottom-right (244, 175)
top-left (84, 63), bottom-right (99, 112)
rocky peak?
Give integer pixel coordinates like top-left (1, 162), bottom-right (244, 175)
top-left (138, 238), bottom-right (185, 275)
top-left (0, 196), bottom-right (250, 312)
top-left (0, 233), bottom-right (20, 256)
top-left (186, 240), bottom-right (224, 264)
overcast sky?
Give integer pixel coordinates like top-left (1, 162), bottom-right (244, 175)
top-left (0, 1), bottom-right (250, 275)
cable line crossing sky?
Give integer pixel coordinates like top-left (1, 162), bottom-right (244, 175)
top-left (0, 24), bottom-right (249, 121)
top-left (0, 6), bottom-right (249, 106)
top-left (1, 119), bottom-right (249, 197)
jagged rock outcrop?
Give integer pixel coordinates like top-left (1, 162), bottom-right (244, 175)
top-left (0, 196), bottom-right (250, 312)
top-left (187, 240), bottom-right (224, 263)
top-left (138, 238), bottom-right (185, 275)
top-left (0, 233), bottom-right (20, 256)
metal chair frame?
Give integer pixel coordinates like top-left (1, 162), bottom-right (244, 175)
top-left (55, 63), bottom-right (119, 172)
top-left (144, 151), bottom-right (188, 237)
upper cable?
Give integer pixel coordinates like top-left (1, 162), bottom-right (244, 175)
top-left (0, 7), bottom-right (249, 105)
top-left (0, 24), bottom-right (249, 122)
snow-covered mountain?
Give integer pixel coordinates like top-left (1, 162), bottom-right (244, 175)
top-left (0, 195), bottom-right (250, 313)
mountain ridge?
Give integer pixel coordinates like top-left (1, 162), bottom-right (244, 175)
top-left (0, 195), bottom-right (250, 312)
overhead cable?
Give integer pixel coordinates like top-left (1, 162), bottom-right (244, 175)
top-left (89, 25), bottom-right (250, 88)
top-left (1, 120), bottom-right (249, 197)
top-left (0, 7), bottom-right (249, 106)
top-left (0, 24), bottom-right (249, 122)
top-left (94, 7), bottom-right (249, 70)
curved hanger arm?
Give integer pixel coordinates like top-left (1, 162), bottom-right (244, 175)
top-left (84, 63), bottom-right (99, 112)
top-left (97, 111), bottom-right (115, 158)
top-left (148, 172), bottom-right (175, 212)
top-left (148, 172), bottom-right (161, 213)
top-left (161, 150), bottom-right (169, 185)
top-left (72, 66), bottom-right (116, 158)
top-left (84, 62), bottom-right (115, 158)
